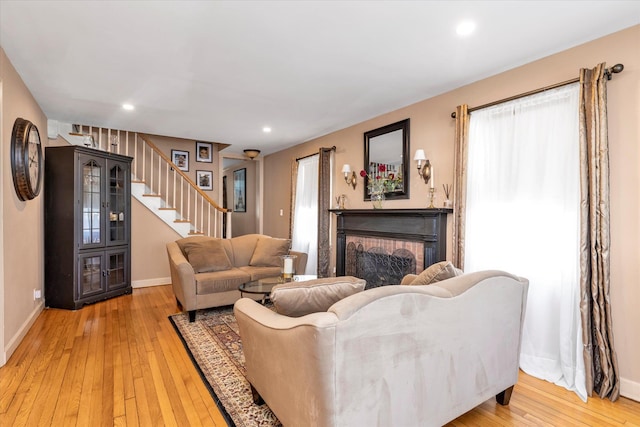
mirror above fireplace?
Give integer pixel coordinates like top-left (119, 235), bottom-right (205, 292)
top-left (363, 118), bottom-right (410, 201)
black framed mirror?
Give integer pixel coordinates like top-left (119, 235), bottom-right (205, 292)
top-left (363, 118), bottom-right (410, 200)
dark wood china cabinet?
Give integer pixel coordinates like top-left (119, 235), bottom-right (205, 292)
top-left (45, 145), bottom-right (133, 309)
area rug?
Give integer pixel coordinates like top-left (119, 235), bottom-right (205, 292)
top-left (169, 306), bottom-right (281, 427)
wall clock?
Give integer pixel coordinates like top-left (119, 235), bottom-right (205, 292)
top-left (11, 118), bottom-right (43, 201)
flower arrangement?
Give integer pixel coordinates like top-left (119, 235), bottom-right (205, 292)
top-left (360, 164), bottom-right (403, 194)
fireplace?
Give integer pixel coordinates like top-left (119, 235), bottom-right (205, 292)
top-left (331, 208), bottom-right (451, 285)
top-left (346, 241), bottom-right (417, 288)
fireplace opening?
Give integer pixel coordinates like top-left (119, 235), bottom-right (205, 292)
top-left (346, 243), bottom-right (416, 288)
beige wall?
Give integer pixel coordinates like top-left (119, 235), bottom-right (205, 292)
top-left (131, 197), bottom-right (180, 284)
top-left (1, 47), bottom-right (48, 364)
top-left (263, 25), bottom-right (640, 397)
top-left (224, 160), bottom-right (258, 236)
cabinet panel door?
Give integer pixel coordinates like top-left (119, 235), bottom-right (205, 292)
top-left (78, 154), bottom-right (106, 250)
top-left (106, 249), bottom-right (129, 291)
top-left (106, 160), bottom-right (130, 246)
top-left (78, 252), bottom-right (106, 299)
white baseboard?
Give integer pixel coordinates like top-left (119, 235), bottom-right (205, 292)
top-left (132, 277), bottom-right (171, 288)
top-left (621, 377), bottom-right (640, 402)
top-left (2, 301), bottom-right (44, 366)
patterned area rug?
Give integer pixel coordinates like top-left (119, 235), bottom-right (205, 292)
top-left (169, 306), bottom-right (281, 427)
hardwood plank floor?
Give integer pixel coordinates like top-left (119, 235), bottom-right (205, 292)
top-left (0, 285), bottom-right (638, 426)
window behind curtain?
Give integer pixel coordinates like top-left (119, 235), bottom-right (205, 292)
top-left (291, 155), bottom-right (319, 275)
top-left (465, 83), bottom-right (587, 401)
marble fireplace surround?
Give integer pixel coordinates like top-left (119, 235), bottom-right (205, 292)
top-left (331, 209), bottom-right (452, 285)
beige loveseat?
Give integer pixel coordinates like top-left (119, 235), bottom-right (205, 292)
top-left (167, 234), bottom-right (307, 322)
top-left (234, 270), bottom-right (529, 427)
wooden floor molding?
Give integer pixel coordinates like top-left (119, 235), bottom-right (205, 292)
top-left (1, 285), bottom-right (638, 426)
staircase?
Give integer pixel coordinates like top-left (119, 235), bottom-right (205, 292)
top-left (59, 124), bottom-right (229, 238)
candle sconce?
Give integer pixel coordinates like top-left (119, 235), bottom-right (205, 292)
top-left (341, 164), bottom-right (357, 190)
top-left (413, 149), bottom-right (432, 185)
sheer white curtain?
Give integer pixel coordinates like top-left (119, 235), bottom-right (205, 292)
top-left (465, 83), bottom-right (587, 401)
top-left (292, 155), bottom-right (318, 275)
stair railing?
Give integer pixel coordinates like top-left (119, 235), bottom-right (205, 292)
top-left (74, 125), bottom-right (230, 238)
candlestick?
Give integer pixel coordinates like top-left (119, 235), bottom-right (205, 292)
top-left (430, 165), bottom-right (434, 189)
top-left (428, 188), bottom-right (436, 208)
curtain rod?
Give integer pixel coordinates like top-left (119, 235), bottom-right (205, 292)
top-left (450, 63), bottom-right (624, 118)
top-left (296, 146), bottom-right (336, 162)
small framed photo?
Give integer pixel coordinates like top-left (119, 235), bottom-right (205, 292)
top-left (196, 141), bottom-right (213, 163)
top-left (233, 168), bottom-right (246, 212)
top-left (171, 149), bottom-right (189, 172)
top-left (196, 170), bottom-right (213, 191)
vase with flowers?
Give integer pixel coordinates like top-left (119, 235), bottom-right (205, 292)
top-left (360, 164), bottom-right (403, 209)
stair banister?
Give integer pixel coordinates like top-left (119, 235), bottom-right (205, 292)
top-left (138, 134), bottom-right (228, 213)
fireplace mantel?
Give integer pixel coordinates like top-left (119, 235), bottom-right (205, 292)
top-left (330, 208), bottom-right (452, 278)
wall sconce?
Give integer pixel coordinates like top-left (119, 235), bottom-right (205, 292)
top-left (341, 164), bottom-right (357, 189)
top-left (414, 149), bottom-right (431, 184)
top-left (243, 149), bottom-right (261, 160)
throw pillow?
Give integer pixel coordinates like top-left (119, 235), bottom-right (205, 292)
top-left (182, 239), bottom-right (233, 273)
top-left (407, 261), bottom-right (462, 286)
top-left (270, 276), bottom-right (366, 317)
top-left (249, 237), bottom-right (291, 267)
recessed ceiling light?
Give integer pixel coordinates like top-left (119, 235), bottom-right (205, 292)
top-left (456, 21), bottom-right (476, 37)
top-left (122, 103), bottom-right (135, 111)
top-left (262, 126), bottom-right (271, 133)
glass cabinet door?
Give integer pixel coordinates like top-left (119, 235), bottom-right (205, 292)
top-left (106, 249), bottom-right (129, 290)
top-left (78, 252), bottom-right (105, 299)
top-left (79, 155), bottom-right (106, 250)
top-left (107, 161), bottom-right (129, 246)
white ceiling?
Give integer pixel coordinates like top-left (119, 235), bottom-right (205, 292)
top-left (1, 1), bottom-right (639, 156)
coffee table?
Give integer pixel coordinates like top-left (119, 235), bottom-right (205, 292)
top-left (238, 274), bottom-right (318, 304)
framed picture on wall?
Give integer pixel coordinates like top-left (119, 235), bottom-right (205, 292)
top-left (171, 149), bottom-right (189, 172)
top-left (196, 141), bottom-right (213, 163)
top-left (196, 170), bottom-right (213, 191)
top-left (233, 168), bottom-right (246, 212)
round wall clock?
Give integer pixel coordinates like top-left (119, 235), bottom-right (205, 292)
top-left (11, 117), bottom-right (43, 201)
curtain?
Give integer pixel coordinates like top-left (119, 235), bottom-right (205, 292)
top-left (291, 155), bottom-right (318, 275)
top-left (464, 84), bottom-right (588, 401)
top-left (317, 147), bottom-right (333, 278)
top-left (452, 104), bottom-right (469, 269)
top-left (289, 160), bottom-right (299, 241)
top-left (578, 63), bottom-right (620, 401)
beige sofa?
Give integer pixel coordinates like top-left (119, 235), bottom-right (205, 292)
top-left (167, 234), bottom-right (307, 321)
top-left (234, 270), bottom-right (529, 427)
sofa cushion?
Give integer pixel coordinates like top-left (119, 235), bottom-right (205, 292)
top-left (229, 234), bottom-right (262, 267)
top-left (407, 261), bottom-right (462, 286)
top-left (249, 237), bottom-right (291, 267)
top-left (270, 276), bottom-right (366, 317)
top-left (182, 239), bottom-right (233, 273)
top-left (195, 268), bottom-right (251, 294)
top-left (238, 266), bottom-right (282, 281)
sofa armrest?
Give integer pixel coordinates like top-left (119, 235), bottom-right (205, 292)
top-left (166, 241), bottom-right (197, 310)
top-left (234, 298), bottom-right (339, 426)
top-left (289, 250), bottom-right (308, 274)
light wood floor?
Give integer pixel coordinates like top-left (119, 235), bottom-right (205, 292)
top-left (1, 285), bottom-right (638, 426)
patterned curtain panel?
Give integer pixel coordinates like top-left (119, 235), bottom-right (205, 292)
top-left (289, 160), bottom-right (299, 240)
top-left (578, 63), bottom-right (620, 401)
top-left (317, 147), bottom-right (333, 278)
top-left (452, 104), bottom-right (469, 269)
